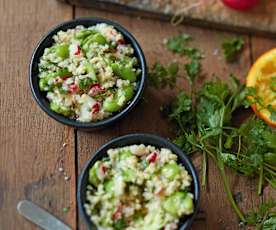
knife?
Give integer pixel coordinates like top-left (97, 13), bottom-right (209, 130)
top-left (17, 200), bottom-right (72, 230)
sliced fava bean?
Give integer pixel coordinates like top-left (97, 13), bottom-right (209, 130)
top-left (111, 64), bottom-right (136, 82)
top-left (162, 192), bottom-right (187, 216)
top-left (120, 67), bottom-right (136, 82)
top-left (103, 97), bottom-right (121, 113)
top-left (161, 162), bottom-right (180, 181)
top-left (83, 33), bottom-right (107, 50)
top-left (84, 63), bottom-right (97, 81)
top-left (75, 29), bottom-right (95, 39)
top-left (111, 63), bottom-right (121, 76)
top-left (55, 44), bottom-right (69, 59)
top-left (40, 68), bottom-right (71, 91)
top-left (122, 168), bottom-right (136, 182)
top-left (92, 33), bottom-right (107, 45)
top-left (50, 102), bottom-right (72, 117)
top-left (182, 194), bottom-right (194, 214)
top-left (89, 161), bottom-right (101, 186)
top-left (122, 85), bottom-right (134, 101)
top-left (39, 78), bottom-right (48, 91)
top-left (119, 150), bottom-right (132, 160)
top-left (104, 179), bottom-right (115, 194)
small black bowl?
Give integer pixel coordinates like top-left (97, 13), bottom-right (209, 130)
top-left (78, 133), bottom-right (200, 230)
top-left (29, 18), bottom-right (146, 130)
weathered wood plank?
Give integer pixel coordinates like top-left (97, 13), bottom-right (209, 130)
top-left (0, 0), bottom-right (76, 229)
top-left (75, 9), bottom-right (259, 229)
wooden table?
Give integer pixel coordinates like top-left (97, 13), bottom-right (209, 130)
top-left (0, 0), bottom-right (275, 229)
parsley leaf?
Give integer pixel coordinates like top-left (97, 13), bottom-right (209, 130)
top-left (245, 197), bottom-right (276, 229)
top-left (148, 61), bottom-right (179, 89)
top-left (185, 58), bottom-right (201, 86)
top-left (222, 37), bottom-right (244, 62)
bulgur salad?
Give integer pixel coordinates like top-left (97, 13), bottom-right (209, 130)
top-left (38, 23), bottom-right (141, 122)
top-left (84, 144), bottom-right (194, 230)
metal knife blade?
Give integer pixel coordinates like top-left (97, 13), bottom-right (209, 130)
top-left (17, 200), bottom-right (72, 230)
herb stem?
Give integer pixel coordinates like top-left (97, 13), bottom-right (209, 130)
top-left (202, 151), bottom-right (207, 188)
top-left (264, 163), bottom-right (276, 171)
top-left (264, 166), bottom-right (276, 177)
top-left (217, 106), bottom-right (245, 222)
top-left (237, 135), bottom-right (241, 158)
top-left (216, 159), bottom-right (246, 222)
top-left (257, 164), bottom-right (264, 195)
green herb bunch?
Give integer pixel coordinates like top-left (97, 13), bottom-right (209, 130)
top-left (148, 33), bottom-right (276, 228)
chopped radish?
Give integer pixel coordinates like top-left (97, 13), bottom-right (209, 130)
top-left (112, 206), bottom-right (122, 221)
top-left (88, 83), bottom-right (105, 97)
top-left (74, 45), bottom-right (81, 55)
top-left (92, 102), bottom-right (100, 114)
top-left (148, 152), bottom-right (157, 163)
top-left (117, 39), bottom-right (125, 45)
top-left (68, 84), bottom-right (79, 93)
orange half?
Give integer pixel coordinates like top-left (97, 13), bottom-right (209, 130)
top-left (246, 48), bottom-right (276, 127)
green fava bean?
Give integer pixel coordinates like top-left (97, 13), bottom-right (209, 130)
top-left (111, 63), bottom-right (121, 76)
top-left (89, 161), bottom-right (101, 186)
top-left (60, 106), bottom-right (72, 117)
top-left (75, 30), bottom-right (95, 39)
top-left (104, 179), bottom-right (114, 194)
top-left (183, 195), bottom-right (194, 213)
top-left (84, 63), bottom-right (97, 80)
top-left (120, 67), bottom-right (136, 82)
top-left (162, 192), bottom-right (187, 216)
top-left (56, 68), bottom-right (71, 77)
top-left (83, 33), bottom-right (107, 48)
top-left (55, 44), bottom-right (69, 59)
top-left (92, 33), bottom-right (107, 45)
top-left (39, 78), bottom-right (48, 91)
top-left (50, 102), bottom-right (72, 117)
top-left (103, 97), bottom-right (121, 113)
top-left (119, 150), bottom-right (132, 160)
top-left (161, 162), bottom-right (180, 180)
top-left (122, 169), bottom-right (136, 182)
top-left (50, 102), bottom-right (60, 114)
top-left (122, 85), bottom-right (134, 101)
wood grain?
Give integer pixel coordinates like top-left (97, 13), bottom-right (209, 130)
top-left (0, 0), bottom-right (76, 229)
top-left (1, 1), bottom-right (274, 229)
top-left (75, 8), bottom-right (261, 230)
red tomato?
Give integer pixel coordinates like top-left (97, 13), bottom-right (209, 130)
top-left (222, 0), bottom-right (259, 11)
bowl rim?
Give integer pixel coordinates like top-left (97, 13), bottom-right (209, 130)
top-left (77, 133), bottom-right (200, 230)
top-left (29, 18), bottom-right (146, 129)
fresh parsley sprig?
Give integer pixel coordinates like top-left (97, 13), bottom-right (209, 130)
top-left (149, 33), bottom-right (276, 227)
top-left (222, 37), bottom-right (244, 62)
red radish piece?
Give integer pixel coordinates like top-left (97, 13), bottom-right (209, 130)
top-left (222, 0), bottom-right (259, 11)
top-left (74, 45), bottom-right (81, 55)
top-left (97, 163), bottom-right (107, 180)
top-left (88, 83), bottom-right (105, 97)
top-left (148, 152), bottom-right (158, 163)
top-left (112, 207), bottom-right (122, 221)
top-left (68, 84), bottom-right (79, 93)
top-left (117, 39), bottom-right (125, 45)
top-left (92, 103), bottom-right (100, 114)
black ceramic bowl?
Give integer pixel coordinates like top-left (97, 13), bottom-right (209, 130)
top-left (29, 18), bottom-right (146, 129)
top-left (78, 133), bottom-right (200, 230)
